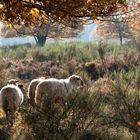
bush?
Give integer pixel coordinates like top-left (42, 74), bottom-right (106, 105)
top-left (32, 49), bottom-right (49, 62)
top-left (24, 90), bottom-right (104, 140)
top-left (101, 68), bottom-right (140, 138)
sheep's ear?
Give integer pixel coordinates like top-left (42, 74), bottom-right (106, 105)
top-left (76, 77), bottom-right (80, 80)
top-left (76, 77), bottom-right (84, 86)
top-left (18, 84), bottom-right (23, 89)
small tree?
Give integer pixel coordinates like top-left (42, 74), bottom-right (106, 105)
top-left (1, 18), bottom-right (83, 46)
top-left (96, 1), bottom-right (140, 45)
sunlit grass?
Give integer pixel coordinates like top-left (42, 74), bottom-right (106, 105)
top-left (0, 41), bottom-right (138, 62)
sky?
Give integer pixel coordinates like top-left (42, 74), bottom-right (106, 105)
top-left (79, 22), bottom-right (95, 41)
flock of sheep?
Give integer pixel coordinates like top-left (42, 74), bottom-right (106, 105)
top-left (0, 75), bottom-right (84, 126)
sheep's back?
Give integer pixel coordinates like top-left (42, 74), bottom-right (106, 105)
top-left (35, 79), bottom-right (67, 106)
top-left (27, 79), bottom-right (42, 99)
top-left (37, 79), bottom-right (67, 96)
top-left (0, 85), bottom-right (24, 106)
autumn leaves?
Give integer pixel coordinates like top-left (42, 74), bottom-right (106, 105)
top-left (0, 0), bottom-right (127, 25)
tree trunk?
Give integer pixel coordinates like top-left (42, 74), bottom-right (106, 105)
top-left (35, 35), bottom-right (47, 46)
top-left (34, 22), bottom-right (50, 47)
top-left (118, 29), bottom-right (123, 45)
top-left (115, 21), bottom-right (123, 46)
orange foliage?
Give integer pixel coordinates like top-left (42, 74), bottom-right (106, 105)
top-left (0, 0), bottom-right (127, 25)
top-left (137, 121), bottom-right (140, 126)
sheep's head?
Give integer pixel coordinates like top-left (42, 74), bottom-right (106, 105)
top-left (8, 79), bottom-right (19, 85)
top-left (8, 79), bottom-right (24, 91)
top-left (69, 75), bottom-right (84, 88)
top-left (38, 76), bottom-right (46, 79)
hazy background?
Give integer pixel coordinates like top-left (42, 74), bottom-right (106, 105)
top-left (0, 22), bottom-right (99, 46)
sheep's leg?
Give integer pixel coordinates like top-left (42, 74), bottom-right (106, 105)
top-left (28, 99), bottom-right (33, 113)
top-left (8, 108), bottom-right (16, 127)
top-left (7, 112), bottom-right (14, 127)
top-left (6, 111), bottom-right (10, 126)
top-left (30, 98), bottom-right (36, 109)
top-left (10, 113), bottom-right (15, 126)
top-left (10, 117), bottom-right (13, 126)
top-left (29, 105), bottom-right (32, 113)
top-left (26, 98), bottom-right (32, 113)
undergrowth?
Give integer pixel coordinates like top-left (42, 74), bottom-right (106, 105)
top-left (0, 42), bottom-right (139, 140)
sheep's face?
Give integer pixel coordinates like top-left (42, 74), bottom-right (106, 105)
top-left (69, 75), bottom-right (84, 87)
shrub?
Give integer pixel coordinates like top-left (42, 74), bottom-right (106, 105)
top-left (24, 90), bottom-right (104, 140)
top-left (101, 68), bottom-right (140, 138)
top-left (32, 49), bottom-right (49, 62)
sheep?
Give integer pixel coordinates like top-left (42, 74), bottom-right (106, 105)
top-left (27, 77), bottom-right (45, 107)
top-left (35, 75), bottom-right (84, 108)
top-left (0, 79), bottom-right (24, 126)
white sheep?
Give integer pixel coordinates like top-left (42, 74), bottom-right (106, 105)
top-left (35, 75), bottom-right (84, 107)
top-left (0, 79), bottom-right (24, 126)
top-left (27, 77), bottom-right (45, 107)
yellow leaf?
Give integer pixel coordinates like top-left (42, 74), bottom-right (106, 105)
top-left (137, 121), bottom-right (140, 126)
top-left (7, 23), bottom-right (12, 28)
top-left (87, 0), bottom-right (93, 4)
top-left (30, 8), bottom-right (39, 16)
top-left (0, 4), bottom-right (3, 9)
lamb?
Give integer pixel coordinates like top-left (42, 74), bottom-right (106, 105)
top-left (27, 77), bottom-right (45, 107)
top-left (35, 75), bottom-right (84, 107)
top-left (0, 79), bottom-right (24, 126)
